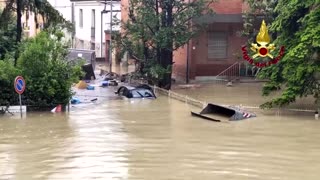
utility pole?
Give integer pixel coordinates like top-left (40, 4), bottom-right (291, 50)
top-left (99, 0), bottom-right (119, 72)
top-left (101, 0), bottom-right (108, 57)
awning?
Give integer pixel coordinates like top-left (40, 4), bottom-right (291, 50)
top-left (194, 14), bottom-right (244, 24)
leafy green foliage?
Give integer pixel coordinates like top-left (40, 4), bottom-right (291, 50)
top-left (120, 0), bottom-right (214, 89)
top-left (1, 31), bottom-right (83, 108)
top-left (0, 10), bottom-right (17, 60)
top-left (0, 57), bottom-right (20, 106)
top-left (14, 31), bottom-right (83, 108)
top-left (242, 0), bottom-right (278, 42)
top-left (0, 0), bottom-right (73, 66)
top-left (256, 0), bottom-right (320, 108)
top-left (0, 0), bottom-right (73, 31)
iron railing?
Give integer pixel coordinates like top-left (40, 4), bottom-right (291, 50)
top-left (214, 62), bottom-right (241, 84)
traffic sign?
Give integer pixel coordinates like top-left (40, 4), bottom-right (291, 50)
top-left (14, 76), bottom-right (26, 95)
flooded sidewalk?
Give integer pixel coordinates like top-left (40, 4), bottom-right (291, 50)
top-left (172, 82), bottom-right (317, 111)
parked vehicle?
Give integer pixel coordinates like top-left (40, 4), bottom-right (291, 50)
top-left (67, 49), bottom-right (96, 69)
top-left (67, 49), bottom-right (96, 80)
top-left (115, 84), bottom-right (156, 99)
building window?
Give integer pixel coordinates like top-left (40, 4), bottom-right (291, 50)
top-left (91, 10), bottom-right (96, 38)
top-left (208, 32), bottom-right (227, 59)
top-left (91, 9), bottom-right (95, 28)
top-left (79, 9), bottom-right (83, 28)
top-left (91, 43), bottom-right (95, 50)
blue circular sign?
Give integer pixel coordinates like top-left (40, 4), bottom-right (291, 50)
top-left (14, 76), bottom-right (26, 94)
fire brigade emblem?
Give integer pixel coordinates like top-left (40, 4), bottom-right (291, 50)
top-left (241, 20), bottom-right (285, 68)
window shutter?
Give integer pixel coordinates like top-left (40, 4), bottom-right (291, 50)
top-left (208, 32), bottom-right (227, 59)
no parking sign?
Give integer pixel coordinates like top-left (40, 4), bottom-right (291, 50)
top-left (14, 76), bottom-right (26, 94)
top-left (14, 76), bottom-right (26, 118)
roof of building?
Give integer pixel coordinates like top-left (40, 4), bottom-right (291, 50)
top-left (195, 14), bottom-right (244, 24)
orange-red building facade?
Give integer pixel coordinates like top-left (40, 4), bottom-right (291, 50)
top-left (121, 0), bottom-right (248, 82)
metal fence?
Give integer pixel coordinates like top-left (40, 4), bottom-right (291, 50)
top-left (153, 85), bottom-right (318, 113)
top-left (213, 62), bottom-right (262, 85)
top-left (214, 62), bottom-right (241, 84)
top-left (153, 86), bottom-right (206, 109)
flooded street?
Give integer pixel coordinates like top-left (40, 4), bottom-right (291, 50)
top-left (173, 82), bottom-right (316, 110)
top-left (1, 63), bottom-right (319, 179)
top-left (1, 93), bottom-right (320, 179)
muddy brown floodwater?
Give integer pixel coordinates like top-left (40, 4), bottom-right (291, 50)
top-left (172, 82), bottom-right (316, 110)
top-left (1, 89), bottom-right (320, 180)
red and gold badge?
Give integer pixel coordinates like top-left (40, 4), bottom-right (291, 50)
top-left (242, 20), bottom-right (285, 68)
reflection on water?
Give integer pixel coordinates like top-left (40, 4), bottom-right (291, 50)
top-left (1, 96), bottom-right (320, 180)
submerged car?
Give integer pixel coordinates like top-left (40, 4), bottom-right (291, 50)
top-left (115, 84), bottom-right (156, 99)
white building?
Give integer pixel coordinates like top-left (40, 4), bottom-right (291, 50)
top-left (48, 0), bottom-right (121, 57)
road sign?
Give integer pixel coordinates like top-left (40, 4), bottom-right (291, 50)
top-left (14, 76), bottom-right (26, 95)
top-left (14, 76), bottom-right (26, 119)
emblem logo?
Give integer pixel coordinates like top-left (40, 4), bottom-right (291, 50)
top-left (242, 20), bottom-right (285, 68)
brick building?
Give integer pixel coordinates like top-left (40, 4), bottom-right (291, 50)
top-left (121, 0), bottom-right (248, 82)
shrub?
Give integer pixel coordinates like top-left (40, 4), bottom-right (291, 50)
top-left (0, 57), bottom-right (20, 105)
top-left (17, 31), bottom-right (84, 108)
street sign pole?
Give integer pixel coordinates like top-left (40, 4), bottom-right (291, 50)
top-left (19, 94), bottom-right (22, 118)
top-left (14, 76), bottom-right (26, 119)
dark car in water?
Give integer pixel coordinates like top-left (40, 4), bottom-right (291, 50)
top-left (115, 84), bottom-right (156, 99)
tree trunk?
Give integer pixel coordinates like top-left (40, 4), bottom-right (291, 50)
top-left (15, 0), bottom-right (22, 66)
top-left (158, 0), bottom-right (173, 90)
top-left (0, 0), bottom-right (14, 28)
top-left (159, 48), bottom-right (173, 90)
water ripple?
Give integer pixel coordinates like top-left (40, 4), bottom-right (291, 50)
top-left (0, 97), bottom-right (320, 179)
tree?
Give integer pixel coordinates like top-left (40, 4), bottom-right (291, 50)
top-left (121, 0), bottom-right (214, 89)
top-left (0, 10), bottom-right (17, 60)
top-left (256, 0), bottom-right (320, 108)
top-left (0, 0), bottom-right (73, 65)
top-left (17, 31), bottom-right (83, 109)
top-left (0, 29), bottom-right (83, 108)
top-left (0, 58), bottom-right (20, 106)
top-left (242, 0), bottom-right (278, 42)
